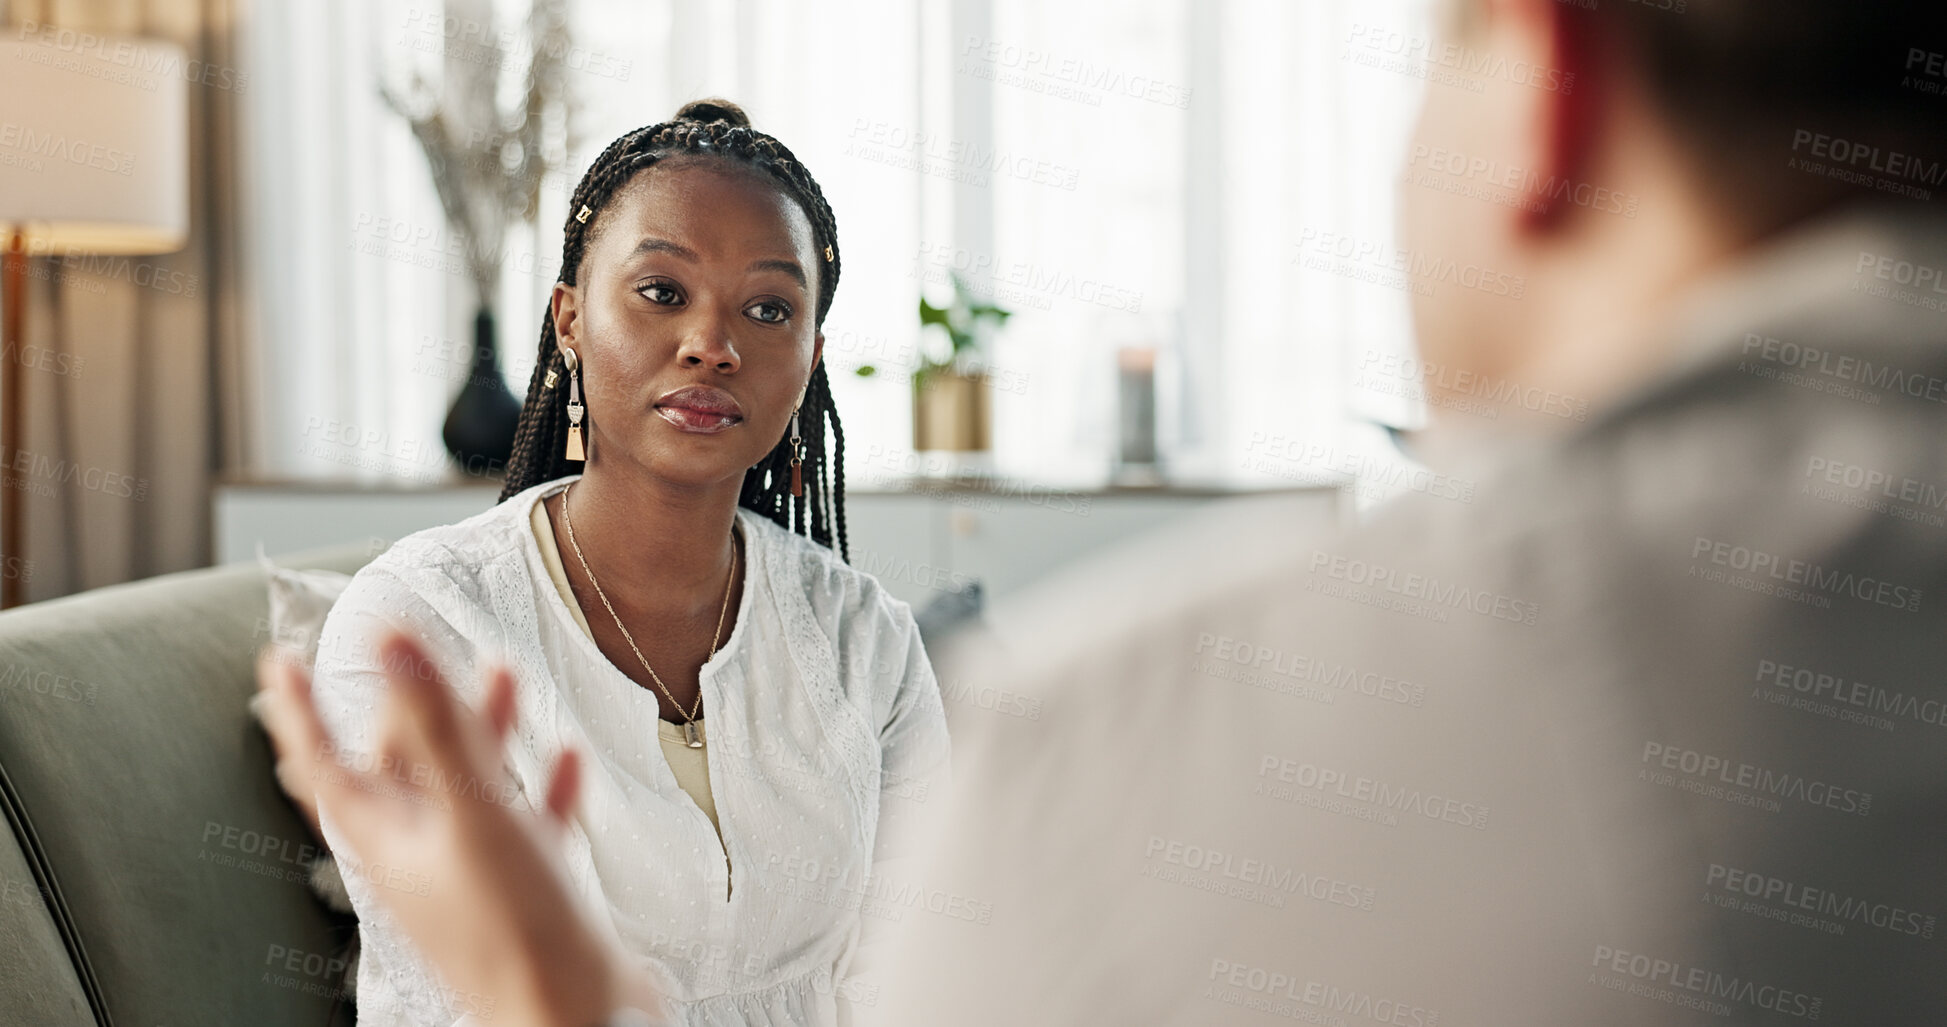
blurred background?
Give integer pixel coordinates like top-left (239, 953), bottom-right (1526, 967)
top-left (2, 0), bottom-right (1444, 606)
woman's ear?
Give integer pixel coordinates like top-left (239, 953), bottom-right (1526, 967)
top-left (550, 282), bottom-right (581, 346)
top-left (795, 331), bottom-right (823, 409)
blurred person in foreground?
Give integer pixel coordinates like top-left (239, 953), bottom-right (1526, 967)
top-left (260, 0), bottom-right (1947, 1023)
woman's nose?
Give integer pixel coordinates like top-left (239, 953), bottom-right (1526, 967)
top-left (675, 309), bottom-right (741, 372)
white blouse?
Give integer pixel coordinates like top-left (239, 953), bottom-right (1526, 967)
top-left (311, 475), bottom-right (951, 1026)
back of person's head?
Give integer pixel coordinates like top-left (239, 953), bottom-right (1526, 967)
top-left (1574, 1), bottom-right (1947, 229)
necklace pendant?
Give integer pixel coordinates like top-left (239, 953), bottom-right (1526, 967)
top-left (683, 720), bottom-right (704, 749)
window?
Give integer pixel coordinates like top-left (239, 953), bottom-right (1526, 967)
top-left (243, 0), bottom-right (1434, 491)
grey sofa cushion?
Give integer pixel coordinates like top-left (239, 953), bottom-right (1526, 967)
top-left (0, 544), bottom-right (378, 1027)
top-left (0, 819), bottom-right (90, 1024)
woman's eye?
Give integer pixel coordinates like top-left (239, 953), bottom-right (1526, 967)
top-left (639, 282), bottom-right (682, 305)
top-left (746, 300), bottom-right (791, 324)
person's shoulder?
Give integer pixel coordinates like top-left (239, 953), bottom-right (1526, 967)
top-left (939, 491), bottom-right (1339, 698)
top-left (740, 510), bottom-right (927, 694)
top-left (744, 509), bottom-right (907, 615)
top-left (341, 479), bottom-right (552, 611)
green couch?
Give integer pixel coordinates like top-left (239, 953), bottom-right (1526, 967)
top-left (0, 545), bottom-right (379, 1027)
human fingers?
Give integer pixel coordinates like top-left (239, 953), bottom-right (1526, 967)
top-left (483, 664), bottom-right (518, 747)
top-left (263, 654), bottom-right (373, 825)
top-left (543, 746), bottom-right (583, 832)
top-left (373, 631), bottom-right (468, 776)
top-left (253, 647), bottom-right (303, 760)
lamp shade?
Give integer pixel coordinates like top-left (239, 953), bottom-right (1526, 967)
top-left (0, 29), bottom-right (189, 255)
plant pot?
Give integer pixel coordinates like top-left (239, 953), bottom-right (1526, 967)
top-left (913, 370), bottom-right (990, 453)
top-left (441, 307), bottom-right (523, 477)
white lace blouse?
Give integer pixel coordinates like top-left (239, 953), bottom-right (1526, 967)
top-left (311, 475), bottom-right (951, 1026)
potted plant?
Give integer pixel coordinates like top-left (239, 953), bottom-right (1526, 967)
top-left (858, 273), bottom-right (1011, 453)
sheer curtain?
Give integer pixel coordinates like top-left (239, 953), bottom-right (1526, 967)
top-left (241, 0), bottom-right (1434, 491)
top-left (974, 0), bottom-right (1431, 487)
top-left (242, 1), bottom-right (455, 484)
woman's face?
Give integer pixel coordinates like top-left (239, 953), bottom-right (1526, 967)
top-left (552, 158), bottom-right (824, 491)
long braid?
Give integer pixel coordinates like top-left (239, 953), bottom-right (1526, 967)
top-left (498, 99), bottom-right (851, 559)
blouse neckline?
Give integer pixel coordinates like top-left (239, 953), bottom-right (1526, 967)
top-left (522, 475), bottom-right (760, 699)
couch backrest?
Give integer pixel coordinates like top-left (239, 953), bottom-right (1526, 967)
top-left (0, 545), bottom-right (377, 1027)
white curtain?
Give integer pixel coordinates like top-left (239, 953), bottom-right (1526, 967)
top-left (240, 0), bottom-right (1433, 490)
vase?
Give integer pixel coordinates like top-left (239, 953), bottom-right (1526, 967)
top-left (913, 370), bottom-right (990, 452)
top-left (440, 307), bottom-right (523, 477)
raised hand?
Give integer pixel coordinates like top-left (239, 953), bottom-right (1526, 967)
top-left (255, 631), bottom-right (663, 1027)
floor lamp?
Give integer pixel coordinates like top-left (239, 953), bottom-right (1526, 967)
top-left (0, 31), bottom-right (188, 607)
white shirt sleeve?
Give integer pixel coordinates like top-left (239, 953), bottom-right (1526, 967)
top-left (837, 594), bottom-right (951, 1024)
top-left (310, 558), bottom-right (498, 1027)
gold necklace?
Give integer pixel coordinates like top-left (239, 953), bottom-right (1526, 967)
top-left (560, 482), bottom-right (736, 749)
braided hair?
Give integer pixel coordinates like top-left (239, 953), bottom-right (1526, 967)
top-left (497, 99), bottom-right (850, 561)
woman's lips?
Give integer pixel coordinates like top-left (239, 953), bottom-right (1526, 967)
top-left (654, 386), bottom-right (744, 434)
top-left (656, 406), bottom-right (742, 433)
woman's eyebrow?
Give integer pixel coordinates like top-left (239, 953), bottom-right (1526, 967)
top-left (747, 258), bottom-right (807, 288)
top-left (627, 238), bottom-right (805, 288)
top-left (627, 237), bottom-right (700, 261)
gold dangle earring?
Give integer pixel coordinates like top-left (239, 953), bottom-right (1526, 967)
top-left (563, 347), bottom-right (588, 461)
